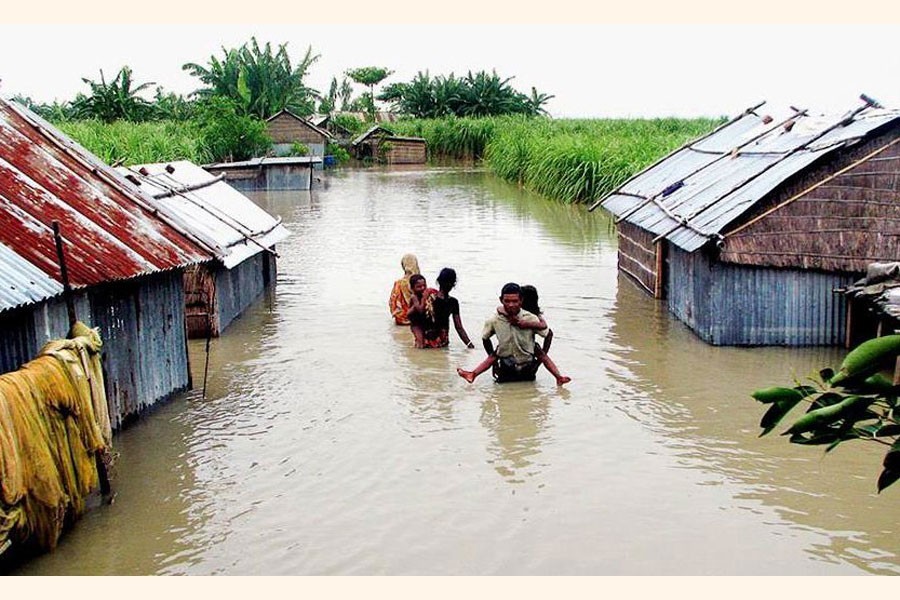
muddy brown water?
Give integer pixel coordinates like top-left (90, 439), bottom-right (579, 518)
top-left (13, 166), bottom-right (899, 574)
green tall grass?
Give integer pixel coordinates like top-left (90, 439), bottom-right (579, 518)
top-left (393, 115), bottom-right (724, 204)
top-left (57, 120), bottom-right (213, 166)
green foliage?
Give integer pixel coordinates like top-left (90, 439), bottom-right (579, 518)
top-left (345, 66), bottom-right (393, 88)
top-left (71, 66), bottom-right (156, 123)
top-left (753, 335), bottom-right (900, 492)
top-left (379, 70), bottom-right (553, 119)
top-left (331, 114), bottom-right (366, 136)
top-left (290, 141), bottom-right (310, 156)
top-left (57, 119), bottom-right (211, 165)
top-left (390, 115), bottom-right (721, 203)
top-left (151, 87), bottom-right (196, 121)
top-left (183, 37), bottom-right (320, 120)
top-left (192, 96), bottom-right (271, 162)
top-left (345, 66), bottom-right (393, 121)
top-left (326, 142), bottom-right (351, 163)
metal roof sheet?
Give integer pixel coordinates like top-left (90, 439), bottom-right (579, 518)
top-left (117, 161), bottom-right (291, 269)
top-left (351, 125), bottom-right (426, 146)
top-left (204, 156), bottom-right (322, 169)
top-left (596, 101), bottom-right (900, 252)
top-left (0, 241), bottom-right (64, 312)
top-left (0, 99), bottom-right (215, 300)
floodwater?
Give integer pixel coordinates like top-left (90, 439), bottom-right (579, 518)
top-left (14, 167), bottom-right (900, 575)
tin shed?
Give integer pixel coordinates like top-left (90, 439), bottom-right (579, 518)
top-left (117, 161), bottom-right (290, 338)
top-left (351, 126), bottom-right (427, 164)
top-left (0, 99), bottom-right (218, 429)
top-left (204, 156), bottom-right (322, 192)
top-left (591, 98), bottom-right (900, 347)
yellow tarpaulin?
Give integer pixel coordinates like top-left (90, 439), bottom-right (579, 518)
top-left (0, 321), bottom-right (112, 553)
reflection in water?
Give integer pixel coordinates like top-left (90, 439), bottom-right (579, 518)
top-left (12, 166), bottom-right (898, 574)
top-left (608, 273), bottom-right (900, 575)
top-left (479, 384), bottom-right (553, 484)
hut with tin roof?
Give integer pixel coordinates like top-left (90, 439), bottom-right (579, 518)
top-left (351, 125), bottom-right (427, 164)
top-left (0, 98), bottom-right (218, 429)
top-left (590, 96), bottom-right (900, 347)
top-left (117, 160), bottom-right (290, 338)
top-left (265, 109), bottom-right (331, 168)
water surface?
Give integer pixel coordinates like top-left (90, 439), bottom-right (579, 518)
top-left (15, 166), bottom-right (899, 574)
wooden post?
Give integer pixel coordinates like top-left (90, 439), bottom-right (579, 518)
top-left (52, 221), bottom-right (77, 328)
top-left (52, 222), bottom-right (112, 499)
top-left (845, 300), bottom-right (853, 349)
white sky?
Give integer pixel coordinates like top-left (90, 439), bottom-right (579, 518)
top-left (1, 24), bottom-right (898, 118)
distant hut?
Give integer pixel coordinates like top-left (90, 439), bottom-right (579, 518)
top-left (351, 125), bottom-right (427, 164)
top-left (117, 161), bottom-right (290, 338)
top-left (0, 99), bottom-right (217, 429)
top-left (590, 98), bottom-right (900, 347)
top-left (310, 113), bottom-right (354, 140)
top-left (266, 109), bottom-right (331, 168)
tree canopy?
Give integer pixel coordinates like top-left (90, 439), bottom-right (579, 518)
top-left (182, 37), bottom-right (320, 119)
top-left (378, 70), bottom-right (554, 119)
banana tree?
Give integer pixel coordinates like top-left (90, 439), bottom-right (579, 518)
top-left (71, 66), bottom-right (155, 123)
top-left (753, 335), bottom-right (900, 491)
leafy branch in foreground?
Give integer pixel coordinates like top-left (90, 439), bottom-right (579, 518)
top-left (753, 335), bottom-right (900, 492)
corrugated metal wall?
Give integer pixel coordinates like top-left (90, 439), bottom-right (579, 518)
top-left (667, 246), bottom-right (853, 346)
top-left (224, 165), bottom-right (313, 192)
top-left (0, 271), bottom-right (190, 430)
top-left (215, 252), bottom-right (276, 333)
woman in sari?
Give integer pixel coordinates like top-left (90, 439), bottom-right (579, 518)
top-left (389, 253), bottom-right (421, 325)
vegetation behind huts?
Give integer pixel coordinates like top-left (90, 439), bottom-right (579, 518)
top-left (390, 115), bottom-right (724, 204)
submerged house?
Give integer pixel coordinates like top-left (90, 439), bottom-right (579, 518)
top-left (590, 98), bottom-right (900, 347)
top-left (116, 161), bottom-right (290, 338)
top-left (0, 99), bottom-right (217, 429)
top-left (204, 156), bottom-right (322, 192)
top-left (266, 109), bottom-right (331, 168)
top-left (351, 125), bottom-right (427, 164)
top-left (310, 113), bottom-right (354, 140)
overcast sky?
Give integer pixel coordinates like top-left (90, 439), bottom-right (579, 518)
top-left (1, 24), bottom-right (898, 118)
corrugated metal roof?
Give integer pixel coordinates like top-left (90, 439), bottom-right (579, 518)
top-left (0, 241), bottom-right (64, 312)
top-left (117, 161), bottom-right (291, 269)
top-left (0, 98), bottom-right (215, 303)
top-left (350, 125), bottom-right (426, 146)
top-left (204, 156), bottom-right (322, 169)
top-left (595, 101), bottom-right (900, 253)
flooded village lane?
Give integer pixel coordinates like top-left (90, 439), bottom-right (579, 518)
top-left (16, 167), bottom-right (900, 574)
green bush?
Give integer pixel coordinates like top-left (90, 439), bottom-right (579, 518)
top-left (193, 96), bottom-right (271, 162)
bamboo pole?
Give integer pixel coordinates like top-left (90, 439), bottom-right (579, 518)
top-left (52, 222), bottom-right (112, 499)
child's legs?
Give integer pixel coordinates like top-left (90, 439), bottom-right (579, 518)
top-left (410, 325), bottom-right (425, 348)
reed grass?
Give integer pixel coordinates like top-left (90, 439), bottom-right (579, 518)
top-left (57, 120), bottom-right (213, 166)
top-left (393, 115), bottom-right (724, 204)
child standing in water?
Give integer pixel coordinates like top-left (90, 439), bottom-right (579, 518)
top-left (457, 284), bottom-right (571, 385)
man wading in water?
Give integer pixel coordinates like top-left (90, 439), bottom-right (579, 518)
top-left (458, 282), bottom-right (555, 383)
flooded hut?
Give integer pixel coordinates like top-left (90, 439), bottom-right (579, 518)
top-left (590, 98), bottom-right (900, 346)
top-left (266, 109), bottom-right (331, 169)
top-left (310, 113), bottom-right (354, 140)
top-left (203, 156), bottom-right (322, 192)
top-left (116, 161), bottom-right (290, 338)
top-left (0, 99), bottom-right (217, 429)
top-left (351, 125), bottom-right (427, 164)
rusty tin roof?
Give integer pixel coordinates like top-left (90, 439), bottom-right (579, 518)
top-left (0, 99), bottom-right (215, 306)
